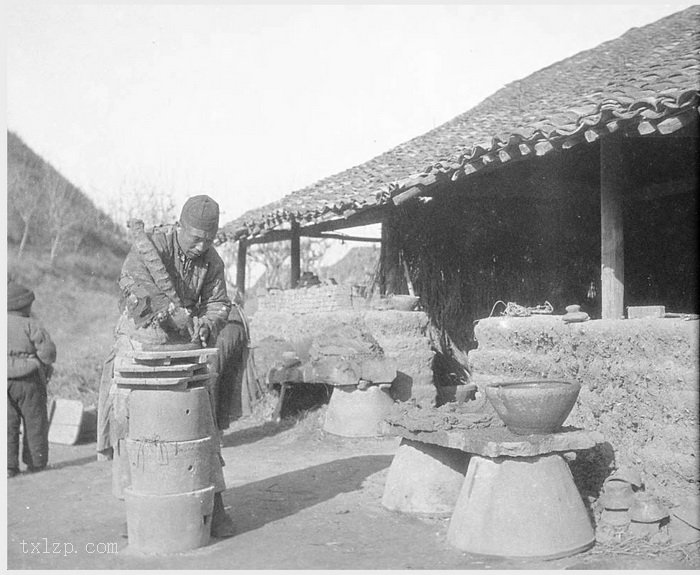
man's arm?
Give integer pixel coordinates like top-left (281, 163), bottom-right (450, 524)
top-left (119, 245), bottom-right (171, 325)
top-left (29, 320), bottom-right (57, 366)
top-left (197, 250), bottom-right (231, 336)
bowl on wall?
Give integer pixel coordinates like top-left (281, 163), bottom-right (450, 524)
top-left (484, 380), bottom-right (581, 435)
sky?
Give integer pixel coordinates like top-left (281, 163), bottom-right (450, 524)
top-left (6, 3), bottom-right (694, 228)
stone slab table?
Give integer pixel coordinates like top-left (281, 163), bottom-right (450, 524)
top-left (383, 417), bottom-right (605, 560)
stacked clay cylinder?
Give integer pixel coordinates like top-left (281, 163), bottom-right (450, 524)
top-left (114, 347), bottom-right (219, 554)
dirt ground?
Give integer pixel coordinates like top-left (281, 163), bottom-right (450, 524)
top-left (6, 407), bottom-right (699, 571)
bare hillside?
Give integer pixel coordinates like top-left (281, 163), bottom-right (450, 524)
top-left (7, 130), bottom-right (128, 261)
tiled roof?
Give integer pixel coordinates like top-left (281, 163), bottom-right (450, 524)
top-left (222, 7), bottom-right (700, 242)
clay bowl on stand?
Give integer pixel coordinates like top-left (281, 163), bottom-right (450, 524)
top-left (484, 380), bottom-right (581, 435)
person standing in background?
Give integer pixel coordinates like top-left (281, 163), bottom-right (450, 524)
top-left (7, 280), bottom-right (57, 478)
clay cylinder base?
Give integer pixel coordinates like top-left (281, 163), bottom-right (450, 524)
top-left (127, 436), bottom-right (214, 495)
top-left (382, 438), bottom-right (469, 516)
top-left (112, 439), bottom-right (131, 500)
top-left (125, 486), bottom-right (215, 554)
top-left (323, 386), bottom-right (394, 438)
top-left (447, 453), bottom-right (594, 560)
top-left (129, 387), bottom-right (213, 442)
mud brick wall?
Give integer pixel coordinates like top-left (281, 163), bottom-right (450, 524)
top-left (468, 315), bottom-right (699, 500)
top-left (249, 309), bottom-right (436, 406)
top-left (256, 285), bottom-right (368, 314)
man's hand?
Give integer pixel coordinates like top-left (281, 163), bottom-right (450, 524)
top-left (126, 292), bottom-right (153, 327)
top-left (169, 306), bottom-right (193, 331)
top-left (196, 323), bottom-right (211, 347)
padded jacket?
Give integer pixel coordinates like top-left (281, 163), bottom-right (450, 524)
top-left (7, 312), bottom-right (57, 380)
top-left (118, 225), bottom-right (231, 334)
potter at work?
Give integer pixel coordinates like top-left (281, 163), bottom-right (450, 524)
top-left (7, 5), bottom-right (699, 570)
top-left (96, 195), bottom-right (239, 542)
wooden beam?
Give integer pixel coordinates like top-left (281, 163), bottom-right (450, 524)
top-left (306, 232), bottom-right (381, 242)
top-left (380, 212), bottom-right (404, 295)
top-left (246, 206), bottom-right (390, 246)
top-left (248, 229), bottom-right (292, 245)
top-left (290, 221), bottom-right (300, 289)
top-left (236, 238), bottom-right (247, 294)
top-left (600, 137), bottom-right (626, 319)
top-left (245, 205), bottom-right (389, 246)
top-left (392, 185), bottom-right (426, 206)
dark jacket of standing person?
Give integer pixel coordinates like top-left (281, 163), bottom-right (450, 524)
top-left (7, 281), bottom-right (57, 478)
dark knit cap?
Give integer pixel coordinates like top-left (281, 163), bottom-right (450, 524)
top-left (180, 195), bottom-right (220, 233)
top-left (8, 281), bottom-right (35, 311)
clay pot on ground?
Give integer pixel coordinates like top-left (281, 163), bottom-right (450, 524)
top-left (599, 480), bottom-right (635, 511)
top-left (599, 508), bottom-right (631, 528)
top-left (628, 494), bottom-right (669, 537)
top-left (607, 467), bottom-right (643, 490)
top-left (562, 304), bottom-right (589, 323)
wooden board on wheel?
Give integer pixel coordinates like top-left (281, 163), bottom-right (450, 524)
top-left (114, 358), bottom-right (207, 374)
top-left (48, 398), bottom-right (84, 445)
top-left (124, 348), bottom-right (219, 364)
top-left (114, 372), bottom-right (211, 388)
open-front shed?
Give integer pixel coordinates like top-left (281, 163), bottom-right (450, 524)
top-left (222, 7), bottom-right (698, 346)
top-left (222, 8), bottom-right (699, 500)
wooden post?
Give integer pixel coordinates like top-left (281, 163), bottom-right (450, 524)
top-left (380, 212), bottom-right (404, 295)
top-left (290, 221), bottom-right (300, 289)
top-left (600, 137), bottom-right (625, 319)
top-left (236, 238), bottom-right (247, 295)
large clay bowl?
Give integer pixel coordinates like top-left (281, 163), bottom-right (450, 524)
top-left (484, 380), bottom-right (581, 435)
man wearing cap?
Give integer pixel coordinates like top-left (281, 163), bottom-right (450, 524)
top-left (97, 194), bottom-right (236, 537)
top-left (7, 280), bottom-right (57, 478)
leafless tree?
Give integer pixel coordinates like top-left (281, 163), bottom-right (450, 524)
top-left (44, 169), bottom-right (83, 264)
top-left (247, 237), bottom-right (331, 290)
top-left (249, 242), bottom-right (291, 289)
top-left (105, 178), bottom-right (178, 230)
top-left (7, 161), bottom-right (43, 257)
top-left (300, 237), bottom-right (330, 274)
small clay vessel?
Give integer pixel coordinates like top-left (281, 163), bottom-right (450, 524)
top-left (600, 508), bottom-right (631, 527)
top-left (629, 494), bottom-right (669, 537)
top-left (562, 311), bottom-right (590, 323)
top-left (607, 467), bottom-right (643, 489)
top-left (599, 484), bottom-right (635, 511)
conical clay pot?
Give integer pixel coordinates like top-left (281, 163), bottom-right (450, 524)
top-left (382, 438), bottom-right (469, 516)
top-left (447, 453), bottom-right (594, 559)
top-left (323, 385), bottom-right (394, 437)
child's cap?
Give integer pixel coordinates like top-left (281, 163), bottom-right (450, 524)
top-left (8, 280), bottom-right (35, 311)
